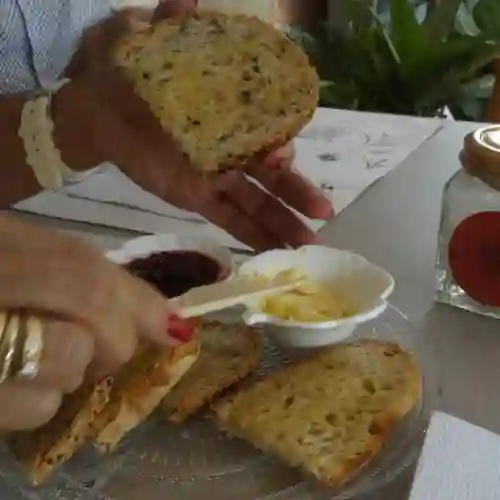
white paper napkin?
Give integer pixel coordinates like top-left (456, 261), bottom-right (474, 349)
top-left (409, 412), bottom-right (500, 500)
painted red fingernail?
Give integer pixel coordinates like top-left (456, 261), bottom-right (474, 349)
top-left (166, 313), bottom-right (197, 343)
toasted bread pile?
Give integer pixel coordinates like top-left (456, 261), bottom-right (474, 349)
top-left (6, 321), bottom-right (264, 486)
top-left (7, 326), bottom-right (421, 489)
top-left (8, 341), bottom-right (200, 486)
top-left (113, 10), bottom-right (318, 172)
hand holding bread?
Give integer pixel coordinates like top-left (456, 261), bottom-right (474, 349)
top-left (56, 4), bottom-right (331, 251)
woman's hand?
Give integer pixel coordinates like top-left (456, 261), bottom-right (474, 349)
top-left (0, 216), bottom-right (195, 430)
top-left (57, 3), bottom-right (333, 251)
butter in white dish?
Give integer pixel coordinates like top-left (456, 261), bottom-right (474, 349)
top-left (238, 246), bottom-right (395, 348)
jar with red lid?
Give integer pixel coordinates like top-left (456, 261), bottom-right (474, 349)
top-left (435, 125), bottom-right (500, 318)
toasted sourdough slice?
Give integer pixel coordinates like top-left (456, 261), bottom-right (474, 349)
top-left (8, 377), bottom-right (113, 486)
top-left (113, 9), bottom-right (318, 172)
top-left (162, 321), bottom-right (263, 423)
top-left (95, 340), bottom-right (199, 453)
top-left (214, 341), bottom-right (422, 487)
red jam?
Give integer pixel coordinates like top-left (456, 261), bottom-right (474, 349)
top-left (125, 250), bottom-right (225, 298)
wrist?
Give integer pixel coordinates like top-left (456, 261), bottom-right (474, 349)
top-left (51, 79), bottom-right (106, 173)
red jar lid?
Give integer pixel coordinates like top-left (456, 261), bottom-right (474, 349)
top-left (449, 211), bottom-right (500, 307)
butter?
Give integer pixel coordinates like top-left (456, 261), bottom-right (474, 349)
top-left (260, 270), bottom-right (355, 323)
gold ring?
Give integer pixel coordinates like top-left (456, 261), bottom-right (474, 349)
top-left (0, 311), bottom-right (44, 384)
top-left (0, 312), bottom-right (20, 384)
top-left (17, 316), bottom-right (44, 381)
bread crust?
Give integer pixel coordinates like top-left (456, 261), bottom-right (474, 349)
top-left (95, 340), bottom-right (200, 454)
top-left (113, 9), bottom-right (319, 172)
top-left (8, 377), bottom-right (113, 486)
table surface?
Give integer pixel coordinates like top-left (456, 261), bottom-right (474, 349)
top-left (11, 119), bottom-right (497, 500)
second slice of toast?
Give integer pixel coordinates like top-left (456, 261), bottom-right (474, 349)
top-left (214, 340), bottom-right (422, 487)
top-left (162, 321), bottom-right (263, 423)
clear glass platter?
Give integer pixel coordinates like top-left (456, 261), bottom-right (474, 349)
top-left (0, 304), bottom-right (432, 500)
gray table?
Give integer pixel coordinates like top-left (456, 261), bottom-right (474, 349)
top-left (319, 120), bottom-right (500, 437)
top-left (12, 120), bottom-right (496, 499)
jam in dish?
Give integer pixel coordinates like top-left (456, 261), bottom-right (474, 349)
top-left (126, 250), bottom-right (224, 298)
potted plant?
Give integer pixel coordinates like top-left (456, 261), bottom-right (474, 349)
top-left (288, 0), bottom-right (500, 118)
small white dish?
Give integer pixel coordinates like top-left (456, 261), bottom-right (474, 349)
top-left (106, 233), bottom-right (234, 322)
top-left (106, 233), bottom-right (233, 277)
top-left (237, 245), bottom-right (395, 348)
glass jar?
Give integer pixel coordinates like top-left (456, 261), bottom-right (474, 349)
top-left (435, 125), bottom-right (500, 318)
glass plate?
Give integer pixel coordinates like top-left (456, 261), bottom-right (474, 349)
top-left (101, 304), bottom-right (432, 500)
top-left (0, 304), bottom-right (431, 500)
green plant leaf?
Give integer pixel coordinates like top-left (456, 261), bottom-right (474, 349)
top-left (454, 3), bottom-right (481, 36)
top-left (296, 0), bottom-right (500, 118)
top-left (340, 0), bottom-right (374, 34)
top-left (319, 81), bottom-right (361, 109)
top-left (473, 0), bottom-right (500, 39)
top-left (389, 0), bottom-right (428, 71)
top-left (449, 76), bottom-right (492, 119)
top-left (424, 0), bottom-right (462, 40)
top-left (415, 37), bottom-right (500, 110)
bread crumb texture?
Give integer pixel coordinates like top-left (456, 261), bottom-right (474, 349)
top-left (113, 10), bottom-right (319, 172)
top-left (214, 340), bottom-right (422, 486)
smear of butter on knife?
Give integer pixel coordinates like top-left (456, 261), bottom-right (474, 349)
top-left (169, 270), bottom-right (306, 318)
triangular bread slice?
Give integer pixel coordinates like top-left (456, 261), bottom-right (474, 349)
top-left (7, 377), bottom-right (113, 486)
top-left (214, 340), bottom-right (422, 487)
top-left (95, 340), bottom-right (199, 453)
top-left (113, 9), bottom-right (318, 172)
top-left (8, 341), bottom-right (199, 484)
top-left (162, 321), bottom-right (263, 423)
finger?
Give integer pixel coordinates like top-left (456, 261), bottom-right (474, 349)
top-left (0, 382), bottom-right (62, 431)
top-left (200, 193), bottom-right (281, 251)
top-left (0, 227), bottom-right (177, 375)
top-left (29, 320), bottom-right (94, 394)
top-left (265, 142), bottom-right (296, 170)
top-left (153, 0), bottom-right (197, 21)
top-left (106, 113), bottom-right (280, 252)
top-left (217, 171), bottom-right (318, 247)
top-left (113, 268), bottom-right (198, 348)
top-left (249, 159), bottom-right (334, 220)
top-left (0, 252), bottom-right (137, 378)
top-left (0, 233), bottom-right (106, 321)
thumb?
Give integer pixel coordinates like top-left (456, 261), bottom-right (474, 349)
top-left (153, 0), bottom-right (197, 21)
top-left (0, 382), bottom-right (62, 431)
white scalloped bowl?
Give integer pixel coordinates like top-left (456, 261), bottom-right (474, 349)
top-left (105, 233), bottom-right (233, 277)
top-left (106, 233), bottom-right (235, 322)
top-left (237, 245), bottom-right (395, 348)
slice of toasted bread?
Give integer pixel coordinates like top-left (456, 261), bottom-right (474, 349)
top-left (162, 321), bottom-right (263, 423)
top-left (95, 340), bottom-right (199, 454)
top-left (214, 341), bottom-right (422, 487)
top-left (113, 9), bottom-right (318, 172)
top-left (8, 377), bottom-right (113, 486)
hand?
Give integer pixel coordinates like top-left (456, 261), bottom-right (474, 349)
top-left (58, 4), bottom-right (333, 251)
top-left (0, 216), bottom-right (195, 430)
